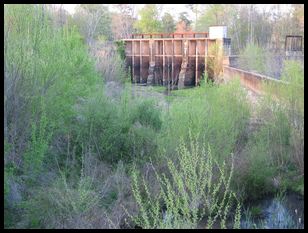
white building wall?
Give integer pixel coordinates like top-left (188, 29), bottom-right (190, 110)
top-left (209, 26), bottom-right (227, 39)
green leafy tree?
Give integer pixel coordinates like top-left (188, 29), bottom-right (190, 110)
top-left (134, 4), bottom-right (162, 33)
top-left (161, 13), bottom-right (175, 33)
top-left (195, 4), bottom-right (225, 32)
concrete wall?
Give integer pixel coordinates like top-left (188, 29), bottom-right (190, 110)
top-left (223, 65), bottom-right (288, 94)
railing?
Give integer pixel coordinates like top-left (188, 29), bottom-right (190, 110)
top-left (131, 32), bottom-right (209, 39)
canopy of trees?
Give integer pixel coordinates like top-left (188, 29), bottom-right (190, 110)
top-left (161, 13), bottom-right (176, 33)
top-left (194, 4), bottom-right (304, 53)
top-left (73, 4), bottom-right (112, 44)
top-left (133, 4), bottom-right (162, 33)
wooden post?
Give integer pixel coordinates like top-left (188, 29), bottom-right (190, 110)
top-left (132, 41), bottom-right (135, 82)
top-left (140, 41), bottom-right (142, 83)
top-left (195, 40), bottom-right (198, 86)
top-left (156, 41), bottom-right (159, 84)
top-left (172, 39), bottom-right (174, 87)
top-left (204, 39), bottom-right (207, 78)
top-left (149, 40), bottom-right (153, 63)
top-left (163, 40), bottom-right (165, 85)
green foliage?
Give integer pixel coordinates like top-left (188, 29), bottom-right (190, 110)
top-left (74, 87), bottom-right (162, 163)
top-left (161, 13), bottom-right (176, 33)
top-left (237, 111), bottom-right (290, 200)
top-left (133, 100), bottom-right (162, 131)
top-left (129, 135), bottom-right (241, 229)
top-left (250, 206), bottom-right (262, 217)
top-left (240, 61), bottom-right (304, 200)
top-left (4, 163), bottom-right (18, 208)
top-left (115, 40), bottom-right (126, 60)
top-left (279, 60), bottom-right (304, 118)
top-left (96, 42), bottom-right (127, 83)
top-left (239, 43), bottom-right (266, 74)
top-left (233, 201), bottom-right (242, 229)
top-left (73, 4), bottom-right (113, 42)
top-left (279, 61), bottom-right (304, 175)
top-left (20, 172), bottom-right (101, 228)
top-left (4, 4), bottom-right (304, 230)
top-left (195, 4), bottom-right (225, 31)
top-left (256, 60), bottom-right (304, 195)
top-left (199, 71), bottom-right (210, 87)
top-left (134, 5), bottom-right (162, 33)
top-left (162, 79), bottom-right (250, 162)
top-left (23, 100), bottom-right (53, 180)
top-left (5, 4), bottom-right (101, 138)
top-left (207, 43), bottom-right (224, 80)
top-left (291, 176), bottom-right (304, 195)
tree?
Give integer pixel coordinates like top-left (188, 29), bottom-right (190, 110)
top-left (175, 12), bottom-right (192, 32)
top-left (46, 4), bottom-right (71, 29)
top-left (115, 4), bottom-right (135, 17)
top-left (195, 4), bottom-right (226, 32)
top-left (134, 4), bottom-right (162, 33)
top-left (178, 12), bottom-right (192, 27)
top-left (187, 4), bottom-right (204, 30)
top-left (73, 4), bottom-right (112, 45)
top-left (161, 13), bottom-right (176, 33)
top-left (112, 4), bottom-right (136, 39)
top-left (292, 4), bottom-right (304, 34)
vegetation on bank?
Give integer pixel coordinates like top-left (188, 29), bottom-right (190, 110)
top-left (4, 4), bottom-right (304, 229)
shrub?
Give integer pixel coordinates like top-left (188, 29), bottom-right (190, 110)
top-left (4, 4), bottom-right (101, 167)
top-left (207, 43), bottom-right (224, 81)
top-left (23, 100), bottom-right (53, 181)
top-left (93, 41), bottom-right (127, 83)
top-left (20, 172), bottom-right (102, 228)
top-left (261, 60), bottom-right (304, 176)
top-left (235, 105), bottom-right (291, 200)
top-left (162, 78), bottom-right (250, 162)
top-left (279, 61), bottom-right (304, 175)
top-left (133, 100), bottom-right (162, 131)
top-left (128, 134), bottom-right (241, 229)
top-left (74, 86), bottom-right (162, 164)
top-left (238, 61), bottom-right (304, 200)
top-left (238, 43), bottom-right (266, 74)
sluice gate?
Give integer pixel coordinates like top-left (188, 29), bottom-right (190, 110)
top-left (121, 27), bottom-right (231, 88)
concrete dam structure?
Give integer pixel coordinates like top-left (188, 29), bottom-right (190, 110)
top-left (121, 26), bottom-right (231, 88)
